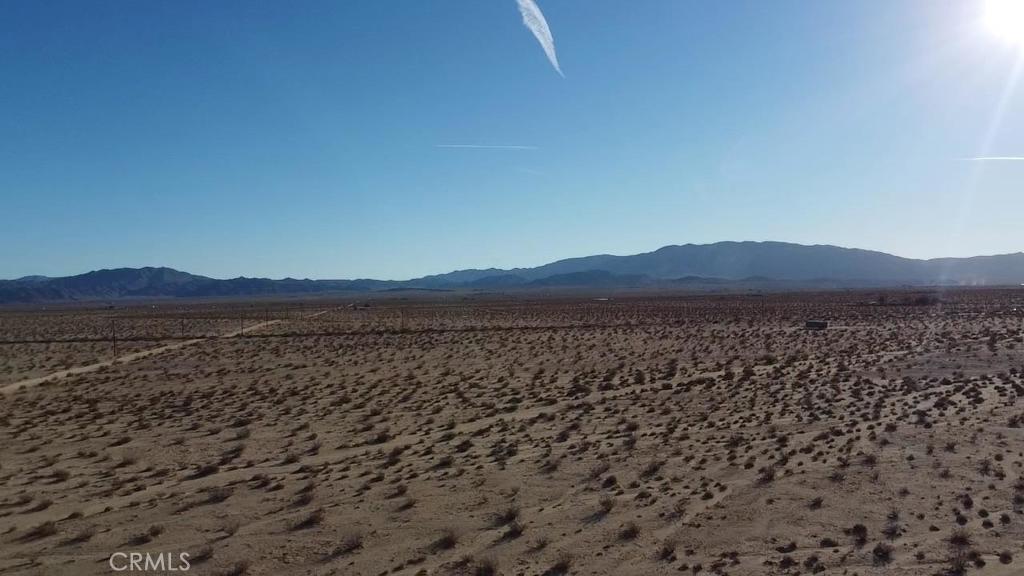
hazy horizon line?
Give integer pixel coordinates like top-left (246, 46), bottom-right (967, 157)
top-left (6, 240), bottom-right (1024, 283)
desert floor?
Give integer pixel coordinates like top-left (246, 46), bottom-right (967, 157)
top-left (2, 289), bottom-right (1024, 576)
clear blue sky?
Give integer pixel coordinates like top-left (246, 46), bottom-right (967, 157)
top-left (2, 1), bottom-right (1022, 280)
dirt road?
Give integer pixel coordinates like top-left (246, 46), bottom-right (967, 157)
top-left (0, 309), bottom-right (333, 395)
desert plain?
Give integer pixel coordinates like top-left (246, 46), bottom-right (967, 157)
top-left (1, 289), bottom-right (1024, 576)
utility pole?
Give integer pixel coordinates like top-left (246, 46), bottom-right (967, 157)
top-left (239, 311), bottom-right (244, 336)
top-left (111, 318), bottom-right (117, 358)
top-left (180, 316), bottom-right (185, 339)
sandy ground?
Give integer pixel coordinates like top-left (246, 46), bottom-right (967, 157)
top-left (0, 309), bottom-right (333, 395)
top-left (1, 290), bottom-right (1023, 576)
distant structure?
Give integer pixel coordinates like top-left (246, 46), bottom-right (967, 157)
top-left (805, 320), bottom-right (828, 331)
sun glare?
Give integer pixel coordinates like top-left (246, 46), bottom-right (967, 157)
top-left (986, 0), bottom-right (1024, 44)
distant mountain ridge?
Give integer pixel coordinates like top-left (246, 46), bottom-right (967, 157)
top-left (2, 241), bottom-right (1023, 303)
top-left (422, 242), bottom-right (1024, 286)
top-left (0, 267), bottom-right (399, 303)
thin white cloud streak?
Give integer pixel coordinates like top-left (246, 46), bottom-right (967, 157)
top-left (517, 0), bottom-right (564, 77)
top-left (434, 144), bottom-right (538, 150)
top-left (965, 156), bottom-right (1024, 160)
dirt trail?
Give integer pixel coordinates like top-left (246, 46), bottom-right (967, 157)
top-left (0, 310), bottom-right (334, 395)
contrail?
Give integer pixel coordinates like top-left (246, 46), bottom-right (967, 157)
top-left (435, 144), bottom-right (538, 150)
top-left (516, 0), bottom-right (563, 77)
top-left (966, 156), bottom-right (1024, 161)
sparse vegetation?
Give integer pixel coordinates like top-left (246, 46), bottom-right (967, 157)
top-left (1, 292), bottom-right (1021, 574)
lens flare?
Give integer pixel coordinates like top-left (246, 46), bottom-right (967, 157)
top-left (986, 0), bottom-right (1024, 44)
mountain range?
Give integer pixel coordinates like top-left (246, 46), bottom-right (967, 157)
top-left (3, 241), bottom-right (1023, 303)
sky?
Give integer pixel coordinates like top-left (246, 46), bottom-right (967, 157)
top-left (2, 1), bottom-right (1023, 280)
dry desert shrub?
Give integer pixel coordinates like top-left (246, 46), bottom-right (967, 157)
top-left (19, 520), bottom-right (57, 542)
top-left (289, 508), bottom-right (324, 531)
top-left (429, 529), bottom-right (458, 553)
